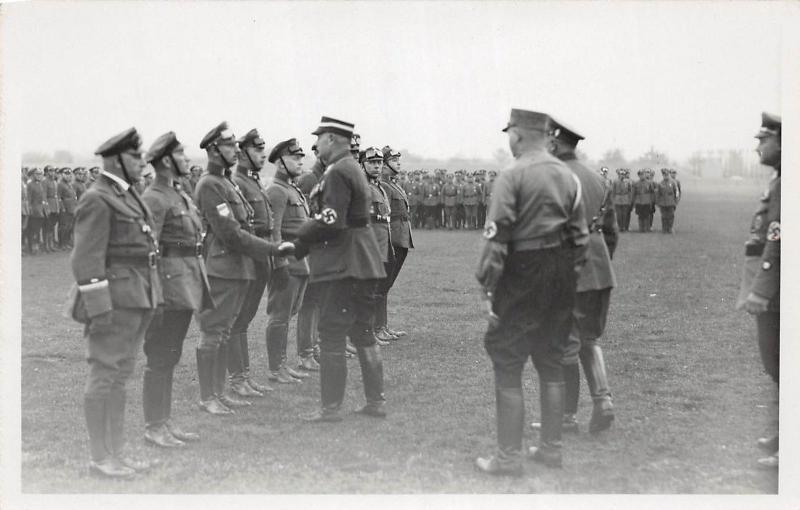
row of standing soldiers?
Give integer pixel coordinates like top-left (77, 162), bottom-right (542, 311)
top-left (608, 167), bottom-right (682, 233)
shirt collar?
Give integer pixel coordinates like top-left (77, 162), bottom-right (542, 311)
top-left (101, 170), bottom-right (130, 191)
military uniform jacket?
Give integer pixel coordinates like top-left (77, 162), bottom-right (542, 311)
top-left (382, 176), bottom-right (414, 249)
top-left (461, 183), bottom-right (480, 206)
top-left (57, 180), bottom-right (78, 214)
top-left (368, 179), bottom-right (392, 263)
top-left (738, 175), bottom-right (780, 311)
top-left (561, 154), bottom-right (616, 292)
top-left (68, 174), bottom-right (163, 321)
top-left (631, 180), bottom-right (655, 205)
top-left (296, 150), bottom-right (386, 283)
top-left (442, 183), bottom-right (459, 207)
top-left (72, 181), bottom-right (87, 201)
top-left (476, 149), bottom-right (589, 294)
top-left (44, 179), bottom-right (59, 214)
top-left (656, 178), bottom-right (678, 207)
top-left (410, 181), bottom-right (424, 206)
top-left (142, 177), bottom-right (212, 311)
top-left (484, 179), bottom-right (495, 207)
top-left (194, 163), bottom-right (278, 281)
top-left (612, 178), bottom-right (632, 205)
top-left (422, 182), bottom-right (441, 206)
top-left (27, 180), bottom-right (47, 217)
top-left (296, 159), bottom-right (325, 199)
top-left (266, 174), bottom-right (311, 276)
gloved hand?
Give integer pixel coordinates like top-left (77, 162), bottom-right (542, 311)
top-left (277, 241), bottom-right (295, 257)
top-left (271, 266), bottom-right (289, 292)
top-left (293, 240), bottom-right (310, 259)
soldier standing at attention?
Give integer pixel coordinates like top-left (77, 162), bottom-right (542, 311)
top-left (68, 128), bottom-right (161, 478)
top-left (26, 168), bottom-right (47, 255)
top-left (655, 168), bottom-right (679, 233)
top-left (293, 116), bottom-right (387, 422)
top-left (379, 145), bottom-right (412, 340)
top-left (737, 113), bottom-right (781, 469)
top-left (631, 169), bottom-right (653, 233)
top-left (140, 132), bottom-right (209, 448)
top-left (193, 122), bottom-right (292, 416)
top-left (87, 166), bottom-right (100, 188)
top-left (230, 128), bottom-right (293, 393)
top-left (360, 147), bottom-right (394, 345)
top-left (462, 174), bottom-right (480, 229)
top-left (612, 169), bottom-right (631, 232)
top-left (72, 167), bottom-right (88, 201)
top-left (442, 173), bottom-right (459, 230)
top-left (264, 139), bottom-right (318, 375)
top-left (475, 109), bottom-right (588, 476)
top-left (670, 169), bottom-right (681, 201)
top-left (533, 119), bottom-right (617, 435)
top-left (44, 165), bottom-right (60, 251)
top-left (57, 167), bottom-right (78, 249)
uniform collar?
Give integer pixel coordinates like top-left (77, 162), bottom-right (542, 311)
top-left (557, 151), bottom-right (577, 162)
top-left (101, 170), bottom-right (130, 191)
top-left (206, 161), bottom-right (228, 176)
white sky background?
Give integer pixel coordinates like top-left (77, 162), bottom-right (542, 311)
top-left (1, 1), bottom-right (791, 162)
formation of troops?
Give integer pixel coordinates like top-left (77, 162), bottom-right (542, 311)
top-left (33, 108), bottom-right (776, 480)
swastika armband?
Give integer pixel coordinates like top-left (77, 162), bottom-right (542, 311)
top-left (483, 221), bottom-right (512, 243)
top-left (318, 208), bottom-right (338, 225)
top-left (766, 221), bottom-right (780, 242)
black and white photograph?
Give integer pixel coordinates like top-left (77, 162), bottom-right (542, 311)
top-left (2, 1), bottom-right (799, 508)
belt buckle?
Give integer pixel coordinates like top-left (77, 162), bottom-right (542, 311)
top-left (195, 242), bottom-right (203, 257)
top-left (148, 251), bottom-right (157, 267)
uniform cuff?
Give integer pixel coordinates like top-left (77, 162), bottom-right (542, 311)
top-left (78, 280), bottom-right (113, 317)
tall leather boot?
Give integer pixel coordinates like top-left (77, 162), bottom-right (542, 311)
top-left (304, 351), bottom-right (346, 422)
top-left (580, 343), bottom-right (614, 433)
top-left (475, 386), bottom-right (524, 476)
top-left (355, 345), bottom-right (386, 417)
top-left (216, 342), bottom-right (250, 408)
top-left (562, 362), bottom-right (580, 432)
top-left (228, 332), bottom-right (262, 397)
top-left (142, 369), bottom-right (182, 448)
top-left (108, 386), bottom-right (154, 472)
top-left (85, 396), bottom-right (135, 478)
top-left (163, 368), bottom-right (200, 442)
top-left (528, 380), bottom-right (564, 468)
top-left (197, 347), bottom-right (231, 415)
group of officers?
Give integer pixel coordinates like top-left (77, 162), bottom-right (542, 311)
top-left (607, 167), bottom-right (682, 234)
top-left (59, 107), bottom-right (779, 481)
top-left (66, 117), bottom-right (413, 479)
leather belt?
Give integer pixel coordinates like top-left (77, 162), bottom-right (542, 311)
top-left (370, 215), bottom-right (390, 224)
top-left (160, 242), bottom-right (203, 257)
top-left (350, 218), bottom-right (368, 228)
top-left (745, 243), bottom-right (764, 257)
top-left (510, 231), bottom-right (565, 251)
top-left (107, 252), bottom-right (158, 267)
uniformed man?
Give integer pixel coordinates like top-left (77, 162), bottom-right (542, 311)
top-left (421, 172), bottom-right (440, 229)
top-left (442, 173), bottom-right (459, 229)
top-left (378, 145), bottom-right (412, 340)
top-left (187, 165), bottom-right (203, 195)
top-left (612, 169), bottom-right (632, 232)
top-left (475, 109), bottom-right (588, 476)
top-left (737, 112), bottom-right (781, 468)
top-left (360, 147), bottom-right (394, 345)
top-left (72, 167), bottom-right (88, 201)
top-left (410, 173), bottom-right (425, 228)
top-left (44, 165), bottom-right (60, 251)
top-left (670, 169), bottom-right (681, 202)
top-left (531, 118), bottom-right (617, 435)
top-left (293, 116), bottom-right (387, 422)
top-left (655, 168), bottom-right (679, 233)
top-left (57, 167), bottom-right (78, 249)
top-left (68, 127), bottom-right (161, 478)
top-left (462, 175), bottom-right (480, 229)
top-left (88, 166), bottom-right (101, 188)
top-left (21, 168), bottom-right (30, 256)
top-left (25, 168), bottom-right (47, 255)
top-left (193, 122), bottom-right (292, 415)
top-left (138, 132), bottom-right (210, 448)
top-left (631, 169), bottom-right (654, 232)
top-left (264, 138), bottom-right (317, 376)
top-left (229, 128), bottom-right (292, 393)
top-left (295, 143), bottom-right (327, 362)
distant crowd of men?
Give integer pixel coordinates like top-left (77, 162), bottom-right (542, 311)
top-left (607, 167), bottom-right (682, 234)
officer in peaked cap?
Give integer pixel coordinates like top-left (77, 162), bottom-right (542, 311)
top-left (68, 127), bottom-right (162, 478)
top-left (533, 117), bottom-right (617, 437)
top-left (293, 116), bottom-right (387, 422)
top-left (655, 168), bottom-right (678, 233)
top-left (56, 166), bottom-right (77, 249)
top-left (139, 132), bottom-right (210, 448)
top-left (376, 145), bottom-right (412, 340)
top-left (738, 112), bottom-right (781, 468)
top-left (475, 109), bottom-right (588, 476)
top-left (350, 133), bottom-right (362, 159)
top-left (229, 128), bottom-right (294, 395)
top-left (265, 139), bottom-right (316, 375)
top-left (193, 122), bottom-right (294, 416)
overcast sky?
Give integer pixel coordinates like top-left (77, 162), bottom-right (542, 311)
top-left (2, 1), bottom-right (793, 163)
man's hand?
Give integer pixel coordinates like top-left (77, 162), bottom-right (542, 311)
top-left (277, 241), bottom-right (295, 257)
top-left (482, 291), bottom-right (500, 329)
top-left (293, 240), bottom-right (310, 259)
top-left (271, 266), bottom-right (289, 292)
top-left (744, 292), bottom-right (769, 314)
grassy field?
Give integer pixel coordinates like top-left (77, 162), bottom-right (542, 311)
top-left (20, 177), bottom-right (778, 494)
